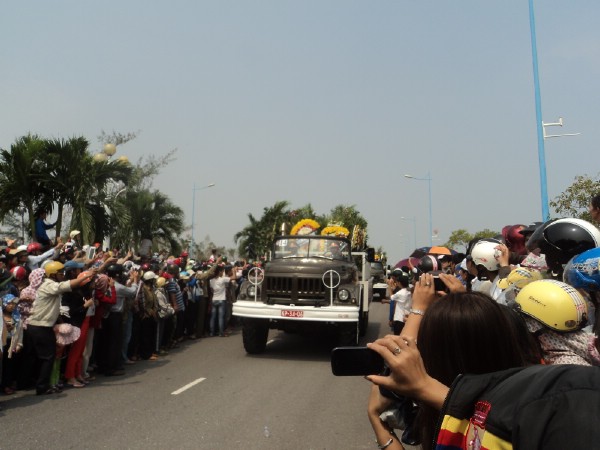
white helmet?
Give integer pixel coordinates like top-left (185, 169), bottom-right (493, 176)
top-left (469, 239), bottom-right (502, 271)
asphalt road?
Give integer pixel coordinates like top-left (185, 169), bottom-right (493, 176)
top-left (1, 302), bottom-right (397, 450)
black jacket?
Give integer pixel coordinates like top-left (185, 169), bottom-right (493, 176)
top-left (435, 364), bottom-right (600, 449)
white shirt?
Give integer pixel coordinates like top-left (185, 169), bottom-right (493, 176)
top-left (391, 288), bottom-right (412, 322)
top-left (210, 276), bottom-right (231, 301)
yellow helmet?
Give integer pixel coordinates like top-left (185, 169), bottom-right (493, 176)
top-left (156, 276), bottom-right (166, 288)
top-left (515, 279), bottom-right (588, 332)
top-left (44, 261), bottom-right (65, 277)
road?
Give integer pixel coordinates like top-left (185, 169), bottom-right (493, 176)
top-left (1, 302), bottom-right (396, 449)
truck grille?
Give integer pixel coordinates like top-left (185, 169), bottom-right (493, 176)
top-left (263, 276), bottom-right (332, 305)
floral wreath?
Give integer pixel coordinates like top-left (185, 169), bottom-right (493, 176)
top-left (290, 219), bottom-right (320, 236)
top-left (320, 226), bottom-right (350, 237)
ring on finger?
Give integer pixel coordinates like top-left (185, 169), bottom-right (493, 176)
top-left (392, 347), bottom-right (401, 355)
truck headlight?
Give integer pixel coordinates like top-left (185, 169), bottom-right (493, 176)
top-left (338, 289), bottom-right (350, 302)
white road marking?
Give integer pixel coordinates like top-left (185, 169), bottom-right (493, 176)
top-left (171, 377), bottom-right (206, 395)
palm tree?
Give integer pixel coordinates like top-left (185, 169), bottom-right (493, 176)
top-left (0, 134), bottom-right (52, 241)
top-left (45, 136), bottom-right (133, 244)
top-left (234, 200), bottom-right (291, 258)
top-left (113, 189), bottom-right (184, 255)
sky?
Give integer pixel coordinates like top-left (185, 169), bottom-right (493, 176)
top-left (2, 1), bottom-right (600, 264)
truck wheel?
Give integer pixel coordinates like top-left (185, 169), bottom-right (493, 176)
top-left (338, 322), bottom-right (359, 346)
top-left (242, 319), bottom-right (269, 354)
top-left (359, 311), bottom-right (369, 337)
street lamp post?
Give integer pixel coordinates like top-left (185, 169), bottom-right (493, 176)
top-left (190, 183), bottom-right (216, 256)
top-left (404, 173), bottom-right (433, 247)
top-left (400, 216), bottom-right (417, 250)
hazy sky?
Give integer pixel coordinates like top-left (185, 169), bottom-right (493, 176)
top-left (2, 1), bottom-right (599, 264)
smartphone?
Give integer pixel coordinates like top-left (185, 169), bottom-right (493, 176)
top-left (330, 346), bottom-right (384, 376)
top-left (87, 246), bottom-right (96, 260)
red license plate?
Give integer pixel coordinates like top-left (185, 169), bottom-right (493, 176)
top-left (281, 310), bottom-right (303, 318)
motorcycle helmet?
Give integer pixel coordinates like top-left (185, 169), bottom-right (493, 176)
top-left (77, 270), bottom-right (95, 286)
top-left (515, 279), bottom-right (588, 332)
top-left (502, 224), bottom-right (527, 256)
top-left (10, 265), bottom-right (27, 281)
top-left (563, 247), bottom-right (600, 291)
top-left (416, 255), bottom-right (439, 274)
top-left (497, 267), bottom-right (543, 290)
top-left (44, 261), bottom-right (65, 277)
top-left (527, 218), bottom-right (600, 273)
top-left (156, 276), bottom-right (166, 288)
top-left (469, 239), bottom-right (502, 271)
top-left (105, 264), bottom-right (124, 279)
top-left (27, 242), bottom-right (42, 254)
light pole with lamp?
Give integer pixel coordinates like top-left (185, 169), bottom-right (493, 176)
top-left (93, 143), bottom-right (128, 250)
top-left (190, 183), bottom-right (216, 256)
top-left (404, 173), bottom-right (433, 247)
top-left (400, 216), bottom-right (417, 250)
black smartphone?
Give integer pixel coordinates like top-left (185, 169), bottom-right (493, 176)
top-left (330, 346), bottom-right (385, 376)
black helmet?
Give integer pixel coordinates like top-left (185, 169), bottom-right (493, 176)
top-left (106, 264), bottom-right (124, 278)
top-left (527, 218), bottom-right (600, 273)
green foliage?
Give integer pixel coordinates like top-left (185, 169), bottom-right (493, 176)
top-left (549, 174), bottom-right (600, 221)
top-left (234, 201), bottom-right (369, 259)
top-left (444, 228), bottom-right (499, 252)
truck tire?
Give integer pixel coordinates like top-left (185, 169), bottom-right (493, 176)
top-left (242, 319), bottom-right (269, 354)
top-left (359, 311), bottom-right (369, 337)
top-left (338, 322), bottom-right (359, 347)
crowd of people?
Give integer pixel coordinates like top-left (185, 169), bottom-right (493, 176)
top-left (0, 222), bottom-right (251, 400)
top-left (367, 195), bottom-right (600, 449)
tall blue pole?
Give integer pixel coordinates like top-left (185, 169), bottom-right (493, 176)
top-left (427, 172), bottom-right (433, 247)
top-left (529, 0), bottom-right (549, 221)
top-left (191, 183), bottom-right (196, 252)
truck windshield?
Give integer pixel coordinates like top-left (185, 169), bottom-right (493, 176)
top-left (273, 237), bottom-right (351, 261)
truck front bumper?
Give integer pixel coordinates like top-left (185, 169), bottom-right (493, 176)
top-left (232, 300), bottom-right (359, 322)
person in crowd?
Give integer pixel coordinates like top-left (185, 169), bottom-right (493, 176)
top-left (1, 294), bottom-right (22, 394)
top-left (366, 272), bottom-right (538, 449)
top-left (34, 209), bottom-right (56, 249)
top-left (138, 271), bottom-right (159, 360)
top-left (22, 240), bottom-right (62, 272)
top-left (388, 270), bottom-right (412, 336)
top-left (589, 193), bottom-right (600, 224)
top-left (209, 264), bottom-right (236, 337)
top-left (164, 263), bottom-right (185, 345)
top-left (466, 238), bottom-right (511, 302)
top-left (191, 260), bottom-right (219, 339)
top-left (24, 261), bottom-right (94, 395)
top-left (61, 266), bottom-right (95, 388)
top-left (89, 273), bottom-right (116, 378)
top-left (514, 279), bottom-right (599, 366)
top-left (100, 264), bottom-right (139, 377)
top-left (154, 275), bottom-right (174, 354)
top-left (65, 230), bottom-right (81, 251)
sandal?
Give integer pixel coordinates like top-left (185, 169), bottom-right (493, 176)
top-left (149, 355), bottom-right (159, 361)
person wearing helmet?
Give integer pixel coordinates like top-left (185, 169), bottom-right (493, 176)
top-left (515, 279), bottom-right (599, 366)
top-left (526, 218), bottom-right (600, 278)
top-left (138, 271), bottom-right (159, 360)
top-left (24, 237), bottom-right (64, 272)
top-left (24, 261), bottom-right (95, 395)
top-left (66, 230), bottom-right (81, 251)
top-left (467, 238), bottom-right (511, 302)
top-left (164, 263), bottom-right (186, 345)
